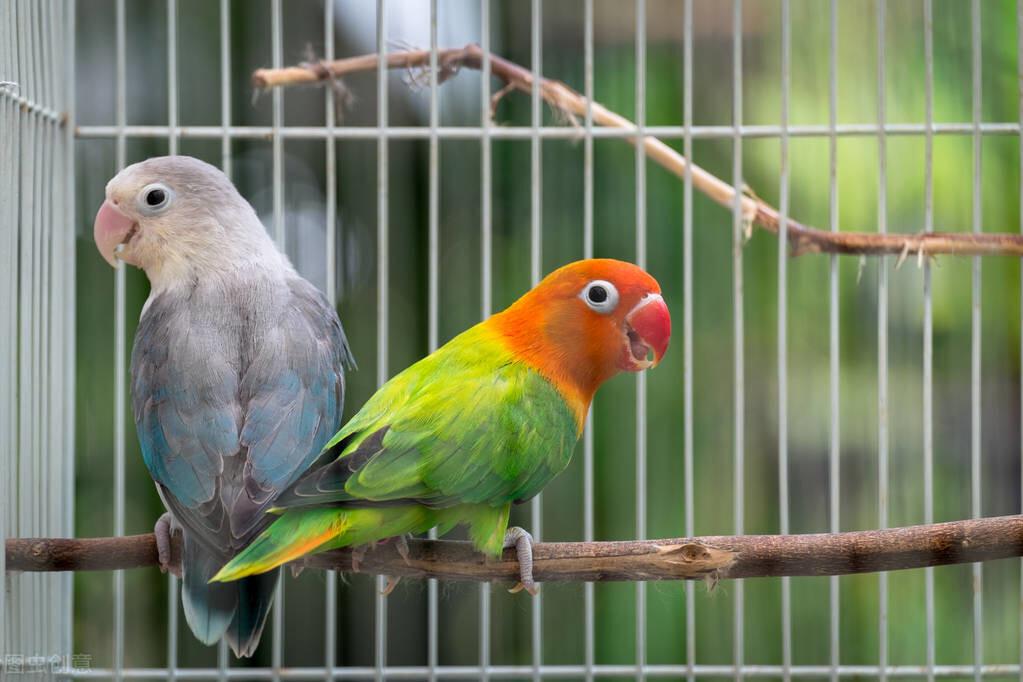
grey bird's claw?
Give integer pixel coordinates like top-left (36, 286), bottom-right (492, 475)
top-left (351, 543), bottom-right (370, 573)
top-left (394, 534), bottom-right (411, 564)
top-left (503, 526), bottom-right (538, 596)
top-left (380, 575), bottom-right (401, 595)
top-left (154, 512), bottom-right (183, 578)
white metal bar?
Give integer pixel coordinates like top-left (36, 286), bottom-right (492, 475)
top-left (74, 121), bottom-right (1023, 141)
top-left (583, 1), bottom-right (595, 680)
top-left (827, 4), bottom-right (841, 682)
top-left (530, 2), bottom-right (543, 679)
top-left (970, 3), bottom-right (984, 681)
top-left (479, 1), bottom-right (493, 675)
top-left (69, 664), bottom-right (1023, 680)
top-left (113, 0), bottom-right (127, 677)
top-left (1018, 3), bottom-right (1023, 678)
top-left (876, 4), bottom-right (890, 682)
top-left (269, 1), bottom-right (285, 678)
top-left (218, 0), bottom-right (232, 670)
top-left (167, 0), bottom-right (180, 676)
top-left (683, 0), bottom-right (695, 679)
top-left (634, 2), bottom-right (647, 680)
top-left (427, 2), bottom-right (440, 679)
top-left (324, 0), bottom-right (338, 678)
top-left (922, 3), bottom-right (936, 682)
top-left (0, 0), bottom-right (10, 655)
top-left (376, 1), bottom-right (389, 679)
top-left (63, 0), bottom-right (79, 662)
top-left (220, 0), bottom-right (231, 179)
top-left (731, 2), bottom-right (745, 680)
top-left (778, 2), bottom-right (791, 680)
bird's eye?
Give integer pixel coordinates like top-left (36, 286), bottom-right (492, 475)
top-left (580, 280), bottom-right (619, 314)
top-left (139, 183), bottom-right (172, 213)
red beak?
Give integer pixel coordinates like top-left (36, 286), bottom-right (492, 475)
top-left (93, 199), bottom-right (136, 267)
top-left (620, 293), bottom-right (671, 371)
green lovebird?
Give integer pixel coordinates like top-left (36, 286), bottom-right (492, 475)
top-left (212, 258), bottom-right (671, 593)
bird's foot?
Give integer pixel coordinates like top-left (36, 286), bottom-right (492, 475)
top-left (380, 575), bottom-right (401, 596)
top-left (289, 560), bottom-right (306, 579)
top-left (503, 526), bottom-right (538, 596)
top-left (154, 513), bottom-right (183, 578)
top-left (393, 534), bottom-right (411, 564)
top-left (351, 543), bottom-right (370, 573)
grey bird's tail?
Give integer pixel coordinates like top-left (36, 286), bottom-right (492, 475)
top-left (181, 533), bottom-right (279, 658)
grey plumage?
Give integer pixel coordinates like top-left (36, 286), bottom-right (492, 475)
top-left (99, 155), bottom-right (354, 657)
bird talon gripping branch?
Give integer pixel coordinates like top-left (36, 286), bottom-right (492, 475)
top-left (503, 527), bottom-right (538, 596)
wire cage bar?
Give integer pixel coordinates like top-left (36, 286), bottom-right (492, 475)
top-left (4, 0), bottom-right (1023, 680)
top-left (0, 0), bottom-right (76, 675)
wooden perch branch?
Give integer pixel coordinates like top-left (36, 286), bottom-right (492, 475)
top-left (7, 515), bottom-right (1023, 583)
top-left (252, 44), bottom-right (1023, 258)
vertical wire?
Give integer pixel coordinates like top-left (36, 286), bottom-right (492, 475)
top-left (220, 0), bottom-right (231, 180)
top-left (479, 0), bottom-right (493, 675)
top-left (60, 0), bottom-right (77, 661)
top-left (583, 0), bottom-right (595, 680)
top-left (731, 2), bottom-right (745, 680)
top-left (530, 2), bottom-right (543, 679)
top-left (427, 2), bottom-right (440, 679)
top-left (1018, 3), bottom-right (1023, 679)
top-left (166, 0), bottom-right (180, 676)
top-left (876, 3), bottom-right (890, 681)
top-left (778, 2), bottom-right (791, 680)
top-left (218, 5), bottom-right (232, 676)
top-left (113, 0), bottom-right (127, 677)
top-left (324, 0), bottom-right (338, 678)
top-left (970, 3), bottom-right (984, 680)
top-left (827, 2), bottom-right (841, 681)
top-left (922, 2), bottom-right (936, 682)
top-left (65, 0), bottom-right (79, 658)
top-left (270, 1), bottom-right (285, 678)
top-left (0, 0), bottom-right (9, 657)
top-left (28, 0), bottom-right (42, 654)
top-left (683, 0), bottom-right (695, 680)
top-left (634, 1), bottom-right (647, 680)
top-left (375, 2), bottom-right (389, 678)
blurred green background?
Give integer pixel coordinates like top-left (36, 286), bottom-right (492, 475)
top-left (72, 0), bottom-right (1023, 676)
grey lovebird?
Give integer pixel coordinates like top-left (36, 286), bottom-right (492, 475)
top-left (93, 156), bottom-right (355, 657)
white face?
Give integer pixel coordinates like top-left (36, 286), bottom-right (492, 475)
top-left (93, 156), bottom-right (263, 273)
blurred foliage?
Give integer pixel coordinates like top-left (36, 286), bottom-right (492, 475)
top-left (72, 0), bottom-right (1023, 674)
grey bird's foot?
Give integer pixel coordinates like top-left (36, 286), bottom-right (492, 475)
top-left (351, 543), bottom-right (370, 573)
top-left (503, 526), bottom-right (538, 596)
top-left (154, 512), bottom-right (183, 578)
top-left (380, 575), bottom-right (401, 595)
top-left (393, 534), bottom-right (411, 564)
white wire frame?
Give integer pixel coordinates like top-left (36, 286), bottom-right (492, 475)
top-left (0, 0), bottom-right (76, 674)
top-left (41, 0), bottom-right (1023, 680)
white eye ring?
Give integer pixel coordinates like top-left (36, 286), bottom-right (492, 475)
top-left (580, 280), bottom-right (619, 314)
top-left (138, 183), bottom-right (173, 214)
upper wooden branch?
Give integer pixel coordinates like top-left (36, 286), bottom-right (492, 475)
top-left (252, 43), bottom-right (1023, 259)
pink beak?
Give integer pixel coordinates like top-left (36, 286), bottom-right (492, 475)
top-left (93, 199), bottom-right (136, 267)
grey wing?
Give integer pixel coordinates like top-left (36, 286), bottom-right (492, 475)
top-left (229, 277), bottom-right (354, 542)
top-left (132, 278), bottom-right (353, 554)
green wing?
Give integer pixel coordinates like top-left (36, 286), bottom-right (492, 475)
top-left (274, 324), bottom-right (579, 511)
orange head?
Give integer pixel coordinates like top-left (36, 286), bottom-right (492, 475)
top-left (491, 259), bottom-right (671, 416)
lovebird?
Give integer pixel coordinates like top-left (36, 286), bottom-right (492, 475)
top-left (93, 156), bottom-right (355, 657)
top-left (212, 259), bottom-right (670, 593)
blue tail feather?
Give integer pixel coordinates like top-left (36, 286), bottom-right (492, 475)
top-left (180, 533), bottom-right (277, 657)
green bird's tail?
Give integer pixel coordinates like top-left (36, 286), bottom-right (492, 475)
top-left (211, 506), bottom-right (440, 582)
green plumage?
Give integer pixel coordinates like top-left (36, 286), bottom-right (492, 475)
top-left (213, 323), bottom-right (579, 581)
